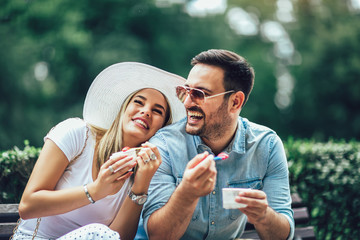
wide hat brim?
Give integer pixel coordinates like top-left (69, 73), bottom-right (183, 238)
top-left (83, 62), bottom-right (186, 129)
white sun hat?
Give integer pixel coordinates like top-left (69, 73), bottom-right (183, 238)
top-left (83, 62), bottom-right (186, 129)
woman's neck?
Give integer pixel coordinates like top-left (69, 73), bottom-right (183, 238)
top-left (122, 137), bottom-right (143, 149)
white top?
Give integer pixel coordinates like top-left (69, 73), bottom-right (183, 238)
top-left (18, 118), bottom-right (131, 239)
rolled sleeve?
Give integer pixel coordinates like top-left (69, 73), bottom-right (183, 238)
top-left (263, 135), bottom-right (295, 239)
top-left (284, 214), bottom-right (295, 240)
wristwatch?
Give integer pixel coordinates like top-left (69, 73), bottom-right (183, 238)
top-left (128, 190), bottom-right (148, 205)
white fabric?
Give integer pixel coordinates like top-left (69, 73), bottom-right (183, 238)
top-left (13, 223), bottom-right (120, 240)
top-left (57, 223), bottom-right (120, 240)
top-left (16, 118), bottom-right (131, 239)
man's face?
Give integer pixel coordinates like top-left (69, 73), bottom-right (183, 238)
top-left (184, 64), bottom-right (232, 140)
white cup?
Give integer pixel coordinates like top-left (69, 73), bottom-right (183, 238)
top-left (110, 148), bottom-right (140, 172)
top-left (222, 188), bottom-right (250, 209)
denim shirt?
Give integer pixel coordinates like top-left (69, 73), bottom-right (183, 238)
top-left (142, 117), bottom-right (294, 240)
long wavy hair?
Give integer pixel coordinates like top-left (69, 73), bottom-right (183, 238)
top-left (88, 89), bottom-right (172, 170)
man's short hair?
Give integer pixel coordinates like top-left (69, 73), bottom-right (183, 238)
top-left (191, 49), bottom-right (255, 107)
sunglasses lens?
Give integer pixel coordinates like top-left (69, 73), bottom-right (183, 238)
top-left (176, 86), bottom-right (187, 103)
top-left (189, 89), bottom-right (204, 104)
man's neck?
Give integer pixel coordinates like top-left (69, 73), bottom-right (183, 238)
top-left (201, 123), bottom-right (238, 155)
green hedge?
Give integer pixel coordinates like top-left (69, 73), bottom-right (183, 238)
top-left (1, 139), bottom-right (360, 239)
top-left (285, 138), bottom-right (360, 240)
top-left (0, 140), bottom-right (40, 203)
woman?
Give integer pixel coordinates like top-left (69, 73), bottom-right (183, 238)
top-left (12, 62), bottom-right (185, 240)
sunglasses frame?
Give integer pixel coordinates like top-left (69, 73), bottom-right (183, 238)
top-left (176, 86), bottom-right (235, 104)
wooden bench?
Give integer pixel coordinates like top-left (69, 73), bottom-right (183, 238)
top-left (241, 193), bottom-right (316, 239)
top-left (0, 204), bottom-right (18, 240)
top-left (0, 193), bottom-right (315, 240)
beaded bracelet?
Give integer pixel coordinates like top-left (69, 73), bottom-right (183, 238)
top-left (83, 184), bottom-right (95, 204)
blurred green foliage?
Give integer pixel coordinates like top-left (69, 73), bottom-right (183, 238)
top-left (289, 0), bottom-right (360, 140)
top-left (0, 0), bottom-right (359, 150)
top-left (286, 139), bottom-right (360, 240)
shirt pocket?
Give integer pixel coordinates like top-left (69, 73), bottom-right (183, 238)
top-left (226, 178), bottom-right (263, 220)
top-left (176, 177), bottom-right (200, 221)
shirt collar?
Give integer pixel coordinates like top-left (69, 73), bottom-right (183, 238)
top-left (231, 117), bottom-right (246, 154)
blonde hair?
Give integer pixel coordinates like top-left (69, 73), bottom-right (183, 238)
top-left (88, 89), bottom-right (172, 170)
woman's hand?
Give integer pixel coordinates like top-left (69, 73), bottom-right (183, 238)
top-left (89, 153), bottom-right (136, 201)
top-left (131, 141), bottom-right (162, 194)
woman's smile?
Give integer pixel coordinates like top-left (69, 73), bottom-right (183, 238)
top-left (132, 117), bottom-right (149, 130)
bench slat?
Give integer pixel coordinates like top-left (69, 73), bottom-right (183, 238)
top-left (0, 222), bottom-right (17, 240)
top-left (294, 226), bottom-right (316, 240)
top-left (0, 204), bottom-right (19, 214)
top-left (291, 193), bottom-right (304, 208)
top-left (294, 207), bottom-right (310, 225)
top-left (0, 204), bottom-right (19, 223)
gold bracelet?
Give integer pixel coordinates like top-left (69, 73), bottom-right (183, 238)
top-left (83, 184), bottom-right (95, 204)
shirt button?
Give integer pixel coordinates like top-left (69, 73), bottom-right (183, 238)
top-left (211, 221), bottom-right (215, 225)
top-left (212, 191), bottom-right (216, 195)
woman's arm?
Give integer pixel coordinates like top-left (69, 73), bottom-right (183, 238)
top-left (19, 139), bottom-right (134, 219)
top-left (109, 142), bottom-right (161, 240)
top-left (19, 140), bottom-right (90, 219)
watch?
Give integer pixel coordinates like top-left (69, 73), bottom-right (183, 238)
top-left (128, 190), bottom-right (148, 205)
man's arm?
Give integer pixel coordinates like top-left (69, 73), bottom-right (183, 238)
top-left (235, 190), bottom-right (291, 240)
top-left (147, 152), bottom-right (217, 240)
top-left (254, 207), bottom-right (290, 240)
top-left (147, 182), bottom-right (199, 240)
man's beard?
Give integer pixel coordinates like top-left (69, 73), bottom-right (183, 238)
top-left (185, 99), bottom-right (232, 141)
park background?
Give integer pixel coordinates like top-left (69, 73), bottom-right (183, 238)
top-left (1, 0), bottom-right (359, 239)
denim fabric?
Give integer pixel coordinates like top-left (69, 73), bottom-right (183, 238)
top-left (142, 117), bottom-right (294, 240)
top-left (134, 217), bottom-right (147, 240)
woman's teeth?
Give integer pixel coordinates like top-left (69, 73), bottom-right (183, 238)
top-left (134, 119), bottom-right (149, 129)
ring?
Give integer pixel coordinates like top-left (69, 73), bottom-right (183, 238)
top-left (108, 165), bottom-right (115, 173)
top-left (150, 153), bottom-right (157, 161)
top-left (208, 178), bottom-right (214, 183)
top-left (143, 158), bottom-right (150, 164)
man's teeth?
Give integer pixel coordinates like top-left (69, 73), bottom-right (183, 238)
top-left (134, 119), bottom-right (148, 129)
top-left (188, 111), bottom-right (203, 118)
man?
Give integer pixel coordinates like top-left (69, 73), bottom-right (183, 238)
top-left (142, 49), bottom-right (294, 239)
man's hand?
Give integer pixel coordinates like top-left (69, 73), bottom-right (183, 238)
top-left (235, 189), bottom-right (269, 225)
top-left (235, 189), bottom-right (290, 240)
top-left (179, 152), bottom-right (217, 202)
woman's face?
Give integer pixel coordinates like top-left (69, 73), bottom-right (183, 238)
top-left (122, 88), bottom-right (169, 147)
